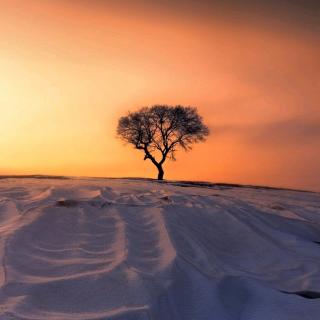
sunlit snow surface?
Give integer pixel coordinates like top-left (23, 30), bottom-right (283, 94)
top-left (0, 178), bottom-right (319, 319)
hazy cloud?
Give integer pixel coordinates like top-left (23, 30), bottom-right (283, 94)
top-left (216, 117), bottom-right (320, 147)
top-left (74, 0), bottom-right (320, 32)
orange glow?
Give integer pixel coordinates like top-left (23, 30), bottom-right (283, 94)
top-left (0, 0), bottom-right (319, 191)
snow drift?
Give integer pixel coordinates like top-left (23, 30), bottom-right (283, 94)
top-left (0, 177), bottom-right (319, 319)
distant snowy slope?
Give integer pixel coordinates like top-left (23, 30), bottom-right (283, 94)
top-left (0, 178), bottom-right (319, 319)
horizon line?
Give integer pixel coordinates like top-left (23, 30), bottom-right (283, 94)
top-left (0, 174), bottom-right (317, 194)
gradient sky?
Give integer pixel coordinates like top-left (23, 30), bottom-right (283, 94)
top-left (0, 0), bottom-right (319, 191)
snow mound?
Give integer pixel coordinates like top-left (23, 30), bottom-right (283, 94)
top-left (0, 178), bottom-right (319, 319)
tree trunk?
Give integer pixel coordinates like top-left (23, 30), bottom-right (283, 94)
top-left (157, 165), bottom-right (164, 180)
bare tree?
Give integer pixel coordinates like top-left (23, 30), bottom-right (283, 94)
top-left (117, 105), bottom-right (209, 180)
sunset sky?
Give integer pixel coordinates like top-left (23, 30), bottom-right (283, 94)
top-left (0, 0), bottom-right (319, 191)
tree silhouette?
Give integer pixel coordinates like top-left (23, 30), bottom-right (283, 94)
top-left (117, 105), bottom-right (209, 180)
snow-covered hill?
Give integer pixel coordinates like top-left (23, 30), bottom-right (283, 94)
top-left (0, 177), bottom-right (319, 319)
